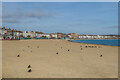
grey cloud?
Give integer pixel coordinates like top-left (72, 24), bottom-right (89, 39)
top-left (2, 19), bottom-right (21, 23)
top-left (2, 9), bottom-right (54, 23)
top-left (2, 4), bottom-right (55, 23)
top-left (107, 25), bottom-right (118, 28)
top-left (26, 11), bottom-right (53, 19)
top-left (3, 8), bottom-right (54, 19)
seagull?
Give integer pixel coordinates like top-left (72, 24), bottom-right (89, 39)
top-left (28, 69), bottom-right (32, 72)
top-left (100, 55), bottom-right (103, 57)
top-left (17, 55), bottom-right (20, 57)
top-left (28, 65), bottom-right (31, 68)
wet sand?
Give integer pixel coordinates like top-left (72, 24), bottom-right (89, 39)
top-left (2, 39), bottom-right (118, 78)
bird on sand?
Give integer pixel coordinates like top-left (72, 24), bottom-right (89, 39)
top-left (28, 65), bottom-right (31, 68)
top-left (17, 55), bottom-right (20, 57)
top-left (56, 52), bottom-right (58, 54)
top-left (100, 55), bottom-right (103, 57)
top-left (28, 69), bottom-right (32, 72)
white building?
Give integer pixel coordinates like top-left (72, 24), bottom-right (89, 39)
top-left (23, 31), bottom-right (31, 38)
top-left (29, 31), bottom-right (36, 38)
top-left (43, 33), bottom-right (51, 39)
top-left (50, 33), bottom-right (57, 39)
top-left (0, 28), bottom-right (3, 39)
top-left (68, 33), bottom-right (78, 39)
top-left (0, 28), bottom-right (3, 36)
top-left (35, 32), bottom-right (44, 38)
top-left (79, 35), bottom-right (87, 39)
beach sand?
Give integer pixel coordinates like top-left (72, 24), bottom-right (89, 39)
top-left (2, 39), bottom-right (118, 78)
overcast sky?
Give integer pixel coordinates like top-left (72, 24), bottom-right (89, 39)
top-left (2, 2), bottom-right (118, 35)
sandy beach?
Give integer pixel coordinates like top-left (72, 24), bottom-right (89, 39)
top-left (2, 39), bottom-right (118, 78)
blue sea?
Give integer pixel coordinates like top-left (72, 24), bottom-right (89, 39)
top-left (71, 39), bottom-right (120, 46)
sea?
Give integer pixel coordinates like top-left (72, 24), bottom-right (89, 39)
top-left (71, 39), bottom-right (120, 46)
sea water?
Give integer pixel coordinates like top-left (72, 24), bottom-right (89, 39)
top-left (71, 39), bottom-right (120, 46)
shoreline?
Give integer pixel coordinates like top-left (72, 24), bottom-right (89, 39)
top-left (1, 39), bottom-right (119, 47)
top-left (67, 40), bottom-right (119, 47)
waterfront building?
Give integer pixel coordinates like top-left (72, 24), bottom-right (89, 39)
top-left (3, 27), bottom-right (12, 39)
top-left (35, 31), bottom-right (44, 38)
top-left (68, 33), bottom-right (78, 39)
top-left (12, 29), bottom-right (23, 39)
top-left (50, 33), bottom-right (57, 39)
top-left (29, 31), bottom-right (36, 38)
top-left (43, 33), bottom-right (51, 39)
top-left (79, 35), bottom-right (87, 39)
top-left (57, 33), bottom-right (63, 39)
top-left (23, 31), bottom-right (31, 38)
top-left (0, 27), bottom-right (3, 39)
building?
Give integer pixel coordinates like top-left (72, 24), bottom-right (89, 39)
top-left (12, 29), bottom-right (23, 39)
top-left (50, 33), bottom-right (57, 39)
top-left (57, 33), bottom-right (63, 39)
top-left (35, 31), bottom-right (44, 38)
top-left (43, 33), bottom-right (51, 39)
top-left (62, 33), bottom-right (68, 39)
top-left (2, 27), bottom-right (12, 39)
top-left (29, 31), bottom-right (36, 38)
top-left (23, 31), bottom-right (31, 38)
top-left (78, 35), bottom-right (87, 39)
top-left (68, 33), bottom-right (78, 39)
top-left (0, 27), bottom-right (3, 39)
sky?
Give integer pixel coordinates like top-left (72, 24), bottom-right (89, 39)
top-left (2, 2), bottom-right (118, 35)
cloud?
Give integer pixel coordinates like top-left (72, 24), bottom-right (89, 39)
top-left (2, 19), bottom-right (21, 23)
top-left (3, 5), bottom-right (54, 19)
top-left (26, 11), bottom-right (54, 19)
top-left (3, 11), bottom-right (54, 19)
top-left (2, 4), bottom-right (55, 23)
top-left (108, 25), bottom-right (118, 28)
